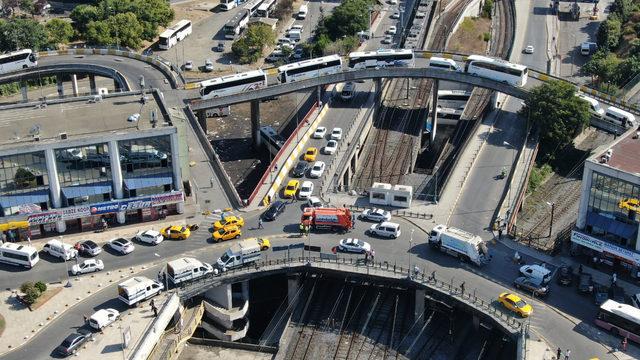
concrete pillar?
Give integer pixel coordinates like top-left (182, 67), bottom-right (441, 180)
top-left (316, 85), bottom-right (323, 106)
top-left (108, 140), bottom-right (126, 224)
top-left (414, 288), bottom-right (425, 327)
top-left (196, 110), bottom-right (208, 133)
top-left (89, 75), bottom-right (97, 94)
top-left (170, 133), bottom-right (185, 214)
top-left (44, 149), bottom-right (66, 232)
top-left (374, 78), bottom-right (382, 110)
top-left (431, 80), bottom-right (439, 143)
top-left (56, 75), bottom-right (64, 98)
top-left (287, 275), bottom-right (300, 308)
top-left (20, 81), bottom-right (28, 102)
top-left (205, 284), bottom-right (233, 309)
top-left (251, 100), bottom-right (261, 148)
top-left (71, 74), bottom-right (79, 96)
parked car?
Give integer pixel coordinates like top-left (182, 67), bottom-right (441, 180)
top-left (309, 161), bottom-right (326, 178)
top-left (204, 59), bottom-right (214, 72)
top-left (513, 276), bottom-right (549, 297)
top-left (292, 161), bottom-right (308, 177)
top-left (304, 147), bottom-right (318, 162)
top-left (55, 331), bottom-right (93, 357)
top-left (382, 35), bottom-right (393, 44)
top-left (498, 292), bottom-right (533, 317)
top-left (323, 140), bottom-right (338, 155)
top-left (160, 225), bottom-right (191, 240)
top-left (264, 200), bottom-right (286, 221)
top-left (556, 265), bottom-right (574, 286)
top-left (108, 238), bottom-right (135, 255)
top-left (330, 128), bottom-right (343, 140)
top-left (293, 48), bottom-right (304, 59)
top-left (184, 60), bottom-right (194, 70)
top-left (283, 179), bottom-right (300, 198)
top-left (298, 181), bottom-right (314, 199)
top-left (387, 26), bottom-right (397, 35)
top-left (338, 238), bottom-right (372, 253)
top-left (578, 273), bottom-right (594, 293)
top-left (89, 309), bottom-right (120, 330)
top-left (135, 230), bottom-right (164, 245)
top-left (214, 42), bottom-right (225, 52)
top-left (213, 215), bottom-right (245, 231)
top-left (74, 240), bottom-right (102, 257)
top-left (391, 12), bottom-right (400, 19)
top-left (71, 259), bottom-right (104, 275)
top-left (308, 196), bottom-right (322, 208)
top-left (313, 127), bottom-right (327, 139)
top-left (359, 208), bottom-right (391, 222)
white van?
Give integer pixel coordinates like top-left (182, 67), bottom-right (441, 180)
top-left (287, 29), bottom-right (302, 42)
top-left (0, 243), bottom-right (39, 268)
top-left (298, 4), bottom-right (308, 19)
top-left (215, 238), bottom-right (269, 273)
top-left (339, 82), bottom-right (356, 101)
top-left (118, 276), bottom-right (164, 307)
top-left (166, 257), bottom-right (213, 285)
top-left (604, 106), bottom-right (636, 128)
top-left (428, 57), bottom-right (462, 72)
top-left (368, 222), bottom-right (401, 239)
top-left (519, 264), bottom-right (552, 284)
top-left (89, 309), bottom-right (120, 330)
top-left (43, 239), bottom-right (78, 261)
top-left (577, 94), bottom-right (605, 118)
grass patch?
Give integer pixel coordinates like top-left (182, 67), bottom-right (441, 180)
top-left (30, 287), bottom-right (62, 311)
top-left (447, 16), bottom-right (492, 54)
top-left (0, 313), bottom-right (5, 337)
top-left (527, 163), bottom-right (553, 194)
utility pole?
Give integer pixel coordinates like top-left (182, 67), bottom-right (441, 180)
top-left (547, 202), bottom-right (555, 238)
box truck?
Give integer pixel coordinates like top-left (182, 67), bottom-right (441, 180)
top-left (428, 224), bottom-right (489, 266)
top-left (117, 276), bottom-right (164, 306)
top-left (301, 207), bottom-right (353, 232)
top-left (166, 257), bottom-right (213, 285)
top-left (214, 238), bottom-right (271, 273)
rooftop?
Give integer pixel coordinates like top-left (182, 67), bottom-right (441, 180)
top-left (0, 93), bottom-right (165, 151)
top-left (593, 128), bottom-right (640, 175)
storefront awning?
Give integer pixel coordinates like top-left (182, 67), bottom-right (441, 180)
top-left (586, 212), bottom-right (638, 240)
top-left (62, 182), bottom-right (112, 199)
top-left (124, 173), bottom-right (173, 190)
top-left (0, 191), bottom-right (49, 209)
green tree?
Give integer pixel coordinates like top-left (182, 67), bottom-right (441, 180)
top-left (2, 0), bottom-right (20, 16)
top-left (521, 80), bottom-right (591, 158)
top-left (19, 282), bottom-right (41, 305)
top-left (0, 18), bottom-right (48, 52)
top-left (482, 0), bottom-right (494, 18)
top-left (322, 0), bottom-right (373, 40)
top-left (45, 19), bottom-right (75, 45)
top-left (129, 0), bottom-right (174, 40)
top-left (85, 20), bottom-right (112, 46)
top-left (583, 50), bottom-right (622, 84)
top-left (616, 55), bottom-right (640, 85)
top-left (597, 18), bottom-right (622, 50)
top-left (34, 281), bottom-right (47, 293)
top-left (19, 0), bottom-right (35, 17)
top-left (107, 12), bottom-right (144, 48)
top-left (232, 23), bottom-right (275, 64)
top-left (70, 4), bottom-right (101, 34)
top-left (271, 0), bottom-right (294, 20)
top-left (611, 0), bottom-right (634, 22)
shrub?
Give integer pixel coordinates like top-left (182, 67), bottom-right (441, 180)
top-left (19, 282), bottom-right (41, 305)
top-left (527, 164), bottom-right (553, 194)
top-left (20, 282), bottom-right (34, 294)
top-left (34, 281), bottom-right (47, 293)
top-left (483, 32), bottom-right (491, 42)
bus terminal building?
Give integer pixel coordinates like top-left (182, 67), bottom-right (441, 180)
top-left (0, 92), bottom-right (187, 241)
top-left (574, 129), bottom-right (640, 274)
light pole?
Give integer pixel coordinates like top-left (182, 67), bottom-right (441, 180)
top-left (546, 202), bottom-right (555, 238)
top-left (61, 237), bottom-right (72, 288)
top-left (409, 229), bottom-right (414, 278)
top-left (154, 253), bottom-right (168, 291)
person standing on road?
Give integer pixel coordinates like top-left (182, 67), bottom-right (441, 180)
top-left (364, 251), bottom-right (369, 264)
top-left (151, 299), bottom-right (158, 317)
top-left (83, 314), bottom-right (89, 325)
top-left (612, 273), bottom-right (618, 285)
top-left (556, 347), bottom-right (561, 359)
top-left (371, 249), bottom-right (375, 263)
top-left (621, 337), bottom-right (628, 351)
top-left (258, 218), bottom-right (264, 229)
top-left (564, 349), bottom-right (570, 360)
top-left (460, 282), bottom-right (465, 296)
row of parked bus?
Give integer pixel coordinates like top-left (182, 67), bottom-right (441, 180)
top-left (198, 49), bottom-right (529, 100)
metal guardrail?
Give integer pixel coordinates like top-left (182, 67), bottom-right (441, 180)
top-left (346, 204), bottom-right (433, 220)
top-left (0, 63), bottom-right (130, 90)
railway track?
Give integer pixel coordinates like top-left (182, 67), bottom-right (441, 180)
top-left (333, 286), bottom-right (374, 359)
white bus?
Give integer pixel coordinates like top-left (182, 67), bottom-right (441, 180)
top-left (200, 69), bottom-right (267, 100)
top-left (244, 0), bottom-right (265, 16)
top-left (224, 10), bottom-right (251, 40)
top-left (437, 90), bottom-right (472, 101)
top-left (260, 126), bottom-right (286, 156)
top-left (256, 0), bottom-right (276, 17)
top-left (595, 300), bottom-right (640, 344)
top-left (158, 20), bottom-right (192, 50)
top-left (220, 0), bottom-right (237, 11)
top-left (347, 49), bottom-right (415, 70)
top-left (277, 55), bottom-right (343, 83)
top-left (464, 55), bottom-right (528, 87)
top-left (0, 49), bottom-right (37, 74)
top-left (0, 242), bottom-right (39, 268)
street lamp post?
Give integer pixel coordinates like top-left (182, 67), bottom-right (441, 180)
top-left (409, 229), bottom-right (414, 278)
top-left (546, 202), bottom-right (555, 238)
top-left (61, 237), bottom-right (72, 288)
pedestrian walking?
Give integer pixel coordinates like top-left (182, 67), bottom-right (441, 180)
top-left (157, 271), bottom-right (163, 283)
top-left (429, 270), bottom-right (436, 281)
top-left (460, 282), bottom-right (465, 296)
top-left (364, 251), bottom-right (369, 264)
top-left (498, 228), bottom-right (503, 239)
top-left (556, 347), bottom-right (561, 360)
top-left (612, 272), bottom-right (618, 285)
top-left (150, 300), bottom-right (158, 317)
top-left (622, 337), bottom-right (628, 351)
top-left (209, 178), bottom-right (215, 188)
top-left (299, 223), bottom-right (305, 236)
top-left (371, 249), bottom-right (375, 263)
top-left (258, 218), bottom-right (264, 229)
top-left (578, 264), bottom-right (583, 274)
top-left (83, 314), bottom-right (89, 324)
top-left (564, 349), bottom-right (570, 360)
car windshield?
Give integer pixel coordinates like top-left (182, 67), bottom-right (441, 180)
top-left (217, 229), bottom-right (226, 235)
top-left (307, 150), bottom-right (314, 154)
top-left (287, 185), bottom-right (295, 190)
top-left (313, 165), bottom-right (321, 170)
top-left (180, 227), bottom-right (187, 232)
top-left (515, 300), bottom-right (526, 307)
top-left (85, 241), bottom-right (97, 248)
top-left (220, 253), bottom-right (230, 263)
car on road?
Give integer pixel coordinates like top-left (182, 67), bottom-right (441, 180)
top-left (391, 12), bottom-right (400, 19)
top-left (283, 179), bottom-right (300, 198)
top-left (108, 238), bottom-right (135, 255)
top-left (309, 161), bottom-right (326, 178)
top-left (416, 11), bottom-right (426, 18)
top-left (304, 147), bottom-right (318, 162)
top-left (308, 196), bottom-right (322, 208)
top-left (556, 264), bottom-right (573, 286)
top-left (74, 240), bottom-right (102, 257)
top-left (359, 208), bottom-right (391, 222)
top-left (330, 128), bottom-right (343, 140)
top-left (204, 59), bottom-right (214, 72)
top-left (213, 225), bottom-right (241, 242)
top-left (368, 222), bottom-right (401, 238)
top-left (214, 215), bottom-right (245, 231)
top-left (323, 140), bottom-right (338, 155)
top-left (184, 60), bottom-right (194, 71)
top-left (160, 225), bottom-right (191, 240)
top-left (298, 181), bottom-right (314, 199)
top-left (292, 161), bottom-right (308, 177)
top-left (524, 45), bottom-right (534, 54)
top-left (264, 200), bottom-right (286, 221)
top-left (387, 26), bottom-right (397, 35)
top-left (55, 331), bottom-right (93, 357)
top-left (89, 309), bottom-right (120, 330)
top-left (71, 259), bottom-right (104, 275)
top-left (388, 0), bottom-right (398, 4)
top-left (289, 24), bottom-right (304, 32)
top-left (578, 273), bottom-right (594, 293)
top-left (498, 292), bottom-right (533, 317)
top-left (338, 238), bottom-right (372, 253)
top-left (513, 276), bottom-right (549, 297)
top-left (313, 127), bottom-right (327, 139)
top-left (135, 230), bottom-right (164, 245)
top-left (127, 113), bottom-right (140, 122)
top-left (382, 35), bottom-right (393, 44)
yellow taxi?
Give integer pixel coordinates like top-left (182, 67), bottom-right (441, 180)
top-left (213, 225), bottom-right (241, 242)
top-left (498, 292), bottom-right (533, 317)
top-left (283, 179), bottom-right (300, 198)
top-left (160, 225), bottom-right (191, 240)
top-left (303, 147), bottom-right (318, 162)
top-left (256, 238), bottom-right (271, 250)
top-left (213, 215), bottom-right (245, 231)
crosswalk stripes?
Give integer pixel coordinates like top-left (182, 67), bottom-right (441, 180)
top-left (204, 212), bottom-right (223, 223)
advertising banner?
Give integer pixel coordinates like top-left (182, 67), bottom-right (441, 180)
top-left (571, 230), bottom-right (640, 265)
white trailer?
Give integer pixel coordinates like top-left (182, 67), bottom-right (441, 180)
top-left (214, 238), bottom-right (270, 273)
top-left (166, 257), bottom-right (213, 285)
top-left (428, 224), bottom-right (489, 266)
top-left (117, 276), bottom-right (164, 306)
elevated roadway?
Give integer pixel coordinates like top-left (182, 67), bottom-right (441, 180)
top-left (0, 64), bottom-right (130, 91)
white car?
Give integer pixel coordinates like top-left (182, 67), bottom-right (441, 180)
top-left (298, 181), bottom-right (314, 199)
top-left (359, 208), bottom-right (391, 222)
top-left (135, 230), bottom-right (164, 245)
top-left (71, 259), bottom-right (104, 275)
top-left (184, 60), bottom-right (193, 71)
top-left (382, 35), bottom-right (393, 44)
top-left (313, 127), bottom-right (327, 139)
top-left (204, 59), bottom-right (214, 72)
top-left (339, 238), bottom-right (372, 253)
top-left (127, 113), bottom-right (140, 122)
top-left (289, 24), bottom-right (304, 32)
top-left (323, 140), bottom-right (338, 154)
top-left (391, 12), bottom-right (400, 19)
top-left (524, 45), bottom-right (534, 54)
top-left (387, 26), bottom-right (397, 35)
top-left (89, 309), bottom-right (120, 330)
top-left (109, 238), bottom-right (135, 255)
top-left (388, 0), bottom-right (398, 4)
top-left (309, 161), bottom-right (326, 178)
top-left (308, 196), bottom-right (323, 208)
top-left (330, 128), bottom-right (343, 140)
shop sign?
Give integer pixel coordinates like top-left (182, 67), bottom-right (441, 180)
top-left (27, 206), bottom-right (91, 225)
top-left (89, 192), bottom-right (184, 215)
top-left (571, 230), bottom-right (640, 265)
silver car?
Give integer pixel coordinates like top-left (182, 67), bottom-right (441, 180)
top-left (339, 238), bottom-right (372, 253)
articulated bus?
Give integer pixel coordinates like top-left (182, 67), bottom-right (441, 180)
top-left (224, 10), bottom-right (251, 40)
top-left (595, 300), bottom-right (640, 344)
top-left (0, 49), bottom-right (37, 74)
top-left (158, 20), bottom-right (192, 50)
top-left (256, 0), bottom-right (277, 17)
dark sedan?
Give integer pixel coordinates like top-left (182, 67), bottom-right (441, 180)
top-left (55, 331), bottom-right (92, 357)
top-left (578, 273), bottom-right (594, 293)
top-left (74, 240), bottom-right (102, 257)
top-left (514, 276), bottom-right (550, 297)
top-left (556, 265), bottom-right (573, 286)
top-left (263, 201), bottom-right (286, 221)
top-left (291, 161), bottom-right (308, 177)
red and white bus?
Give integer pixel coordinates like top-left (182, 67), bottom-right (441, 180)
top-left (595, 300), bottom-right (640, 344)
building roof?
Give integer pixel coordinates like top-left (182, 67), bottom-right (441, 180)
top-left (592, 129), bottom-right (640, 175)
